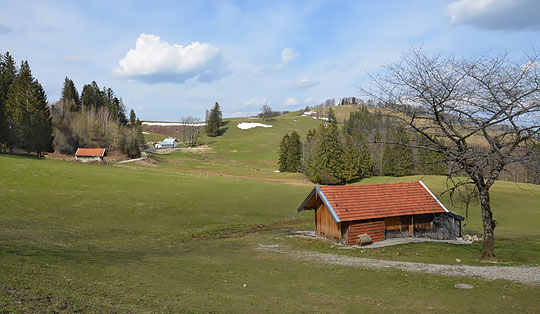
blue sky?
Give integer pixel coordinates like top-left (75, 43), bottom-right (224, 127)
top-left (1, 0), bottom-right (539, 120)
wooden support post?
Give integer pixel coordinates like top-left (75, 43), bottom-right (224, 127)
top-left (409, 216), bottom-right (414, 236)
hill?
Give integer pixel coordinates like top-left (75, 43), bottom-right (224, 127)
top-left (1, 105), bottom-right (539, 311)
top-left (1, 154), bottom-right (540, 312)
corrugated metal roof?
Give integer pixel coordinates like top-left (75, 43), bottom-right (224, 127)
top-left (163, 138), bottom-right (177, 143)
top-left (75, 148), bottom-right (106, 157)
top-left (298, 181), bottom-right (452, 222)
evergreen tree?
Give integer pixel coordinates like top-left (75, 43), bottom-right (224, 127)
top-left (311, 122), bottom-right (345, 184)
top-left (382, 128), bottom-right (413, 176)
top-left (278, 133), bottom-right (290, 172)
top-left (81, 81), bottom-right (103, 109)
top-left (417, 136), bottom-right (446, 175)
top-left (328, 107), bottom-right (337, 123)
top-left (358, 140), bottom-right (374, 177)
top-left (286, 131), bottom-right (302, 172)
top-left (340, 135), bottom-right (361, 182)
top-left (61, 77), bottom-right (80, 112)
top-left (5, 60), bottom-right (53, 155)
top-left (0, 52), bottom-right (17, 146)
top-left (205, 102), bottom-right (223, 137)
top-left (117, 98), bottom-right (128, 125)
top-left (129, 109), bottom-right (136, 125)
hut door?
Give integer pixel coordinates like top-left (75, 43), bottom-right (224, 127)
top-left (400, 215), bottom-right (413, 236)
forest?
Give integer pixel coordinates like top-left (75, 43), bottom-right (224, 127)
top-left (0, 52), bottom-right (144, 158)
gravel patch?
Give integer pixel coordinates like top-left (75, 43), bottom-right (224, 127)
top-left (257, 244), bottom-right (540, 285)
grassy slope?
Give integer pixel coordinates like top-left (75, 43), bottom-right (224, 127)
top-left (2, 105), bottom-right (540, 312)
top-left (144, 113), bottom-right (321, 179)
top-left (1, 155), bottom-right (540, 312)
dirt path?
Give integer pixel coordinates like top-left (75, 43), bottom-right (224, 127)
top-left (257, 244), bottom-right (540, 285)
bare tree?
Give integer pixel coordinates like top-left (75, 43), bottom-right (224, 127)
top-left (180, 116), bottom-right (202, 147)
top-left (449, 179), bottom-right (479, 234)
top-left (261, 105), bottom-right (273, 121)
top-left (362, 48), bottom-right (540, 261)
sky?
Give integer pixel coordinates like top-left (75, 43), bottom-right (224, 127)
top-left (1, 0), bottom-right (540, 121)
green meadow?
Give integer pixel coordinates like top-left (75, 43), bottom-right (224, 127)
top-left (1, 109), bottom-right (540, 312)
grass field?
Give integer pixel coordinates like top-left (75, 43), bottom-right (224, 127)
top-left (1, 154), bottom-right (540, 312)
top-left (2, 106), bottom-right (539, 312)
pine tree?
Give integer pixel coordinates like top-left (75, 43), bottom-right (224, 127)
top-left (417, 136), bottom-right (446, 175)
top-left (205, 102), bottom-right (223, 137)
top-left (278, 133), bottom-right (290, 172)
top-left (358, 141), bottom-right (374, 177)
top-left (286, 131), bottom-right (302, 172)
top-left (0, 52), bottom-right (17, 146)
top-left (340, 135), bottom-right (361, 182)
top-left (382, 128), bottom-right (413, 176)
top-left (5, 60), bottom-right (53, 155)
top-left (129, 109), bottom-right (136, 125)
top-left (61, 77), bottom-right (80, 112)
top-left (328, 107), bottom-right (337, 123)
top-left (311, 123), bottom-right (345, 184)
top-left (81, 81), bottom-right (103, 109)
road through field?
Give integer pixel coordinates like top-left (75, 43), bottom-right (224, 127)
top-left (258, 244), bottom-right (540, 285)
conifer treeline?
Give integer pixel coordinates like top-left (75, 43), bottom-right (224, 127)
top-left (0, 51), bottom-right (144, 158)
top-left (278, 106), bottom-right (445, 184)
top-left (0, 52), bottom-right (53, 155)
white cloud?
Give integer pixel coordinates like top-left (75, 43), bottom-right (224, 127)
top-left (446, 0), bottom-right (540, 30)
top-left (285, 97), bottom-right (298, 106)
top-left (281, 47), bottom-right (300, 63)
top-left (115, 33), bottom-right (230, 84)
top-left (305, 97), bottom-right (312, 103)
top-left (297, 77), bottom-right (319, 88)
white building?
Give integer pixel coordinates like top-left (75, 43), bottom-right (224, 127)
top-left (154, 138), bottom-right (178, 149)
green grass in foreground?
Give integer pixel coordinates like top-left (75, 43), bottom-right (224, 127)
top-left (1, 155), bottom-right (540, 312)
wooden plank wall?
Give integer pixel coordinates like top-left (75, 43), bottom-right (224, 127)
top-left (346, 219), bottom-right (385, 244)
top-left (315, 204), bottom-right (341, 241)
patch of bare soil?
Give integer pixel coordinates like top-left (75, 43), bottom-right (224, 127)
top-left (142, 125), bottom-right (184, 138)
top-left (257, 244), bottom-right (540, 285)
top-left (150, 145), bottom-right (212, 155)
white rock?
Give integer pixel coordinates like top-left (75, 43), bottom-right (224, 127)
top-left (456, 258), bottom-right (461, 262)
top-left (454, 283), bottom-right (474, 289)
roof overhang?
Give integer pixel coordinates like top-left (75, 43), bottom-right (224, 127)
top-left (418, 180), bottom-right (464, 221)
top-left (297, 186), bottom-right (341, 223)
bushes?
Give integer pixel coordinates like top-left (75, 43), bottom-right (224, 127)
top-left (51, 101), bottom-right (144, 157)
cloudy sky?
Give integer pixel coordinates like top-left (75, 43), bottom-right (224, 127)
top-left (1, 0), bottom-right (539, 120)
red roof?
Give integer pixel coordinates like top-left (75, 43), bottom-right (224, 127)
top-left (299, 181), bottom-right (448, 222)
top-left (75, 148), bottom-right (106, 157)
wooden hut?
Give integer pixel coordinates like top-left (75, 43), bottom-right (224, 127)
top-left (297, 181), bottom-right (463, 245)
top-left (75, 148), bottom-right (107, 162)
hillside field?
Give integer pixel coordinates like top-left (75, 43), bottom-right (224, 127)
top-left (1, 107), bottom-right (539, 312)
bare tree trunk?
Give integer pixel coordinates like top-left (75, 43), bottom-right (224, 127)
top-left (477, 184), bottom-right (498, 261)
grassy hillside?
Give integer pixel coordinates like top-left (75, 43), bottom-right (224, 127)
top-left (1, 155), bottom-right (540, 312)
top-left (3, 106), bottom-right (540, 312)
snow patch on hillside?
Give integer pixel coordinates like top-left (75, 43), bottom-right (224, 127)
top-left (237, 122), bottom-right (272, 130)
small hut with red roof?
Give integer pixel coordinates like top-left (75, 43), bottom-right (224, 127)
top-left (75, 148), bottom-right (107, 162)
top-left (297, 181), bottom-right (463, 245)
